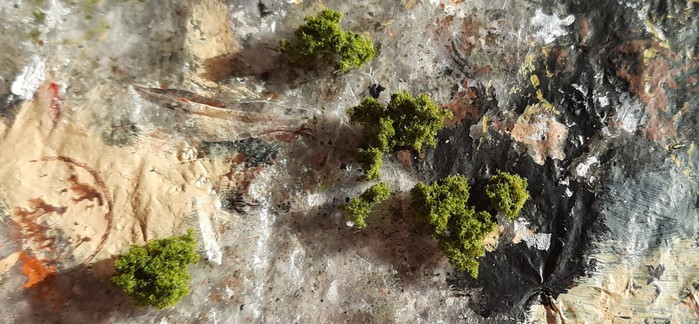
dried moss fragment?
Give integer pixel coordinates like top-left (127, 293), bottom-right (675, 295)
top-left (280, 9), bottom-right (375, 72)
top-left (348, 92), bottom-right (452, 180)
top-left (411, 175), bottom-right (495, 278)
top-left (485, 171), bottom-right (529, 220)
top-left (344, 182), bottom-right (391, 229)
top-left (112, 229), bottom-right (199, 309)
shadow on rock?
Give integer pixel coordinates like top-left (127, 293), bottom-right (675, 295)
top-left (287, 191), bottom-right (442, 285)
top-left (200, 34), bottom-right (359, 95)
top-left (18, 257), bottom-right (143, 324)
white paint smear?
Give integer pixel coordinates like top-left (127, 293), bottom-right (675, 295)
top-left (11, 56), bottom-right (46, 100)
top-left (514, 219), bottom-right (552, 250)
top-left (615, 95), bottom-right (646, 133)
top-left (197, 201), bottom-right (223, 265)
top-left (529, 9), bottom-right (575, 44)
top-left (576, 156), bottom-right (599, 177)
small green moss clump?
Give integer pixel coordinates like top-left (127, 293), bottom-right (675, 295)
top-left (485, 171), bottom-right (529, 220)
top-left (348, 92), bottom-right (452, 180)
top-left (344, 182), bottom-right (391, 229)
top-left (411, 175), bottom-right (495, 278)
top-left (112, 229), bottom-right (199, 309)
top-left (280, 9), bottom-right (375, 72)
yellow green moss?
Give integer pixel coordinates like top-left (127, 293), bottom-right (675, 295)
top-left (348, 92), bottom-right (452, 180)
top-left (344, 182), bottom-right (391, 229)
top-left (485, 171), bottom-right (529, 220)
top-left (280, 9), bottom-right (375, 72)
top-left (411, 175), bottom-right (495, 278)
top-left (112, 229), bottom-right (199, 309)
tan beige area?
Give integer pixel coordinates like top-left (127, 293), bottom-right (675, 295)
top-left (187, 0), bottom-right (240, 86)
top-left (530, 239), bottom-right (699, 323)
top-left (510, 103), bottom-right (568, 165)
top-left (0, 83), bottom-right (231, 273)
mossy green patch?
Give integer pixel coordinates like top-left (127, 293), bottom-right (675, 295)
top-left (485, 171), bottom-right (529, 220)
top-left (112, 229), bottom-right (199, 309)
top-left (411, 175), bottom-right (495, 278)
top-left (348, 92), bottom-right (452, 180)
top-left (343, 182), bottom-right (391, 229)
top-left (280, 9), bottom-right (375, 72)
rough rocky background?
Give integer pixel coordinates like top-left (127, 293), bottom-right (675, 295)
top-left (0, 0), bottom-right (697, 323)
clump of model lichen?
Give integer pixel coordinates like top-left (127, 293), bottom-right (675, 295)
top-left (411, 175), bottom-right (495, 278)
top-left (343, 182), bottom-right (391, 229)
top-left (348, 91), bottom-right (453, 180)
top-left (485, 171), bottom-right (529, 220)
top-left (280, 9), bottom-right (375, 72)
top-left (112, 229), bottom-right (199, 309)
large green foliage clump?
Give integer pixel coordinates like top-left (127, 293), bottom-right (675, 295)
top-left (343, 182), bottom-right (391, 229)
top-left (280, 9), bottom-right (375, 72)
top-left (485, 171), bottom-right (530, 220)
top-left (112, 229), bottom-right (199, 309)
top-left (411, 175), bottom-right (495, 278)
top-left (348, 92), bottom-right (453, 180)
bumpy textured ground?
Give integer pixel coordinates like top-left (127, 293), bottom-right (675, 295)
top-left (0, 0), bottom-right (697, 323)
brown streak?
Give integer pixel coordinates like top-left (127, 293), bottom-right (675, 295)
top-left (67, 174), bottom-right (104, 206)
top-left (13, 198), bottom-right (67, 254)
top-left (40, 156), bottom-right (113, 265)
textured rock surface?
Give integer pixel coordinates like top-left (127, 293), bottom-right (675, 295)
top-left (0, 0), bottom-right (697, 323)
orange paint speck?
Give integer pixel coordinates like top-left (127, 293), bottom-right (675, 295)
top-left (18, 252), bottom-right (56, 288)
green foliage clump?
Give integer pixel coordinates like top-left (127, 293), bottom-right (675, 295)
top-left (438, 210), bottom-right (495, 277)
top-left (344, 182), bottom-right (391, 229)
top-left (280, 9), bottom-right (375, 72)
top-left (112, 229), bottom-right (199, 309)
top-left (485, 171), bottom-right (530, 220)
top-left (411, 175), bottom-right (495, 278)
top-left (348, 92), bottom-right (452, 180)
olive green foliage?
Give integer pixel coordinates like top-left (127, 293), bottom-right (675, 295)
top-left (485, 171), bottom-right (529, 220)
top-left (348, 92), bottom-right (452, 180)
top-left (280, 9), bottom-right (375, 72)
top-left (344, 182), bottom-right (391, 229)
top-left (411, 175), bottom-right (495, 278)
top-left (112, 229), bottom-right (199, 309)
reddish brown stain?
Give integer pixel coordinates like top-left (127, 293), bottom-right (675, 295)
top-left (396, 150), bottom-right (413, 169)
top-left (13, 198), bottom-right (67, 252)
top-left (40, 156), bottom-right (113, 265)
top-left (551, 47), bottom-right (575, 74)
top-left (611, 40), bottom-right (686, 141)
top-left (47, 82), bottom-right (63, 120)
top-left (434, 15), bottom-right (455, 39)
top-left (443, 85), bottom-right (479, 127)
top-left (579, 17), bottom-right (589, 45)
top-left (74, 236), bottom-right (92, 249)
top-left (67, 174), bottom-right (103, 206)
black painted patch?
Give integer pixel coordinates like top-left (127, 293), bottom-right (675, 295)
top-left (200, 138), bottom-right (278, 167)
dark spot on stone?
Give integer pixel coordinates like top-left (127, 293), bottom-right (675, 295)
top-left (220, 190), bottom-right (258, 214)
top-left (101, 118), bottom-right (140, 147)
top-left (646, 264), bottom-right (665, 284)
top-left (368, 84), bottom-right (386, 99)
top-left (257, 1), bottom-right (273, 17)
top-left (200, 138), bottom-right (278, 167)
